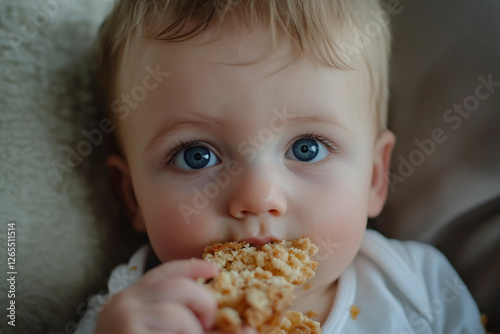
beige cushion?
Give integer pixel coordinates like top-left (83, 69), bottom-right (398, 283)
top-left (379, 0), bottom-right (500, 330)
top-left (0, 1), bottom-right (142, 333)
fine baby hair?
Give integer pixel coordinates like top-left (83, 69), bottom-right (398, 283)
top-left (95, 0), bottom-right (391, 132)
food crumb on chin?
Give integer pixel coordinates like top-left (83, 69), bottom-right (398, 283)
top-left (481, 314), bottom-right (488, 326)
top-left (481, 314), bottom-right (493, 334)
top-left (307, 310), bottom-right (319, 318)
top-left (303, 283), bottom-right (312, 291)
top-left (349, 304), bottom-right (360, 320)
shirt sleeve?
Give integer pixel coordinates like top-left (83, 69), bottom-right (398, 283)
top-left (74, 245), bottom-right (149, 334)
top-left (74, 291), bottom-right (110, 334)
top-left (388, 239), bottom-right (485, 333)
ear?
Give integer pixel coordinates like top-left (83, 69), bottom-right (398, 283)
top-left (106, 154), bottom-right (146, 232)
top-left (368, 131), bottom-right (396, 218)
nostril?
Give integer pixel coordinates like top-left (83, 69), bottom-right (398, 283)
top-left (230, 206), bottom-right (284, 219)
top-left (269, 209), bottom-right (280, 216)
top-left (230, 210), bottom-right (250, 219)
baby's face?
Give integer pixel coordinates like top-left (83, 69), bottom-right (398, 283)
top-left (110, 28), bottom-right (394, 289)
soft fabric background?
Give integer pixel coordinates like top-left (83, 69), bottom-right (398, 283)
top-left (0, 1), bottom-right (142, 333)
top-left (377, 0), bottom-right (500, 331)
top-left (0, 0), bottom-right (498, 333)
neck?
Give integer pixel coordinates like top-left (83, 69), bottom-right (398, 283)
top-left (292, 280), bottom-right (338, 325)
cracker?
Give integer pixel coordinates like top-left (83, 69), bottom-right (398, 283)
top-left (202, 238), bottom-right (322, 333)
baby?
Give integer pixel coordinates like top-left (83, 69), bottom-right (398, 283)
top-left (76, 0), bottom-right (484, 333)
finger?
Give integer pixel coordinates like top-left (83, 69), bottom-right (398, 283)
top-left (143, 302), bottom-right (205, 334)
top-left (240, 326), bottom-right (259, 334)
top-left (143, 259), bottom-right (219, 284)
top-left (138, 276), bottom-right (218, 330)
top-left (206, 325), bottom-right (259, 334)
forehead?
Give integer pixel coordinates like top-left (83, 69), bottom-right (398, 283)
top-left (124, 29), bottom-right (367, 91)
top-left (119, 23), bottom-right (367, 88)
top-left (119, 27), bottom-right (292, 90)
top-left (115, 28), bottom-right (374, 149)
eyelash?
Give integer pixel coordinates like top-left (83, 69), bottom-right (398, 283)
top-left (165, 132), bottom-right (338, 167)
top-left (165, 139), bottom-right (205, 165)
top-left (294, 131), bottom-right (338, 153)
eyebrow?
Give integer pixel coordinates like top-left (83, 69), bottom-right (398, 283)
top-left (287, 114), bottom-right (353, 137)
top-left (145, 119), bottom-right (215, 153)
top-left (144, 110), bottom-right (352, 153)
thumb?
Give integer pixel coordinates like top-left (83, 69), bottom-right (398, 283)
top-left (240, 326), bottom-right (258, 334)
top-left (206, 326), bottom-right (258, 334)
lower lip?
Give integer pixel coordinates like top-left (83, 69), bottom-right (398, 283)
top-left (243, 238), bottom-right (277, 246)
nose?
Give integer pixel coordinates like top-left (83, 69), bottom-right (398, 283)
top-left (229, 167), bottom-right (287, 219)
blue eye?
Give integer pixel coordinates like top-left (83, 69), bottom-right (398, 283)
top-left (285, 138), bottom-right (330, 162)
top-left (173, 145), bottom-right (219, 170)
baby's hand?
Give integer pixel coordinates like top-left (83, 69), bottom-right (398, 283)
top-left (94, 259), bottom-right (256, 334)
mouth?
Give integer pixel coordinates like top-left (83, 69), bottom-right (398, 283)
top-left (240, 237), bottom-right (280, 246)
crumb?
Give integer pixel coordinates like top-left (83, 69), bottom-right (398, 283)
top-left (302, 283), bottom-right (312, 291)
top-left (266, 310), bottom-right (321, 334)
top-left (129, 266), bottom-right (137, 271)
top-left (349, 305), bottom-right (360, 320)
top-left (306, 311), bottom-right (319, 319)
top-left (480, 314), bottom-right (493, 334)
top-left (481, 314), bottom-right (488, 326)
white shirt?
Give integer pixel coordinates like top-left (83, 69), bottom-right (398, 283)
top-left (76, 230), bottom-right (485, 333)
top-left (322, 230), bottom-right (484, 333)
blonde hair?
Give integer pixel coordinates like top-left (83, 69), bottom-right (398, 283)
top-left (96, 0), bottom-right (392, 131)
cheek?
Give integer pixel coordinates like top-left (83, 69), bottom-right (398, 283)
top-left (294, 172), bottom-right (368, 275)
top-left (136, 182), bottom-right (221, 262)
top-left (306, 206), bottom-right (366, 284)
top-left (307, 201), bottom-right (366, 262)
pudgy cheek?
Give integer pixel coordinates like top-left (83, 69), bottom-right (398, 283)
top-left (305, 203), bottom-right (366, 268)
top-left (149, 222), bottom-right (211, 261)
top-left (310, 227), bottom-right (362, 268)
top-left (144, 199), bottom-right (219, 261)
top-left (310, 223), bottom-right (364, 284)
